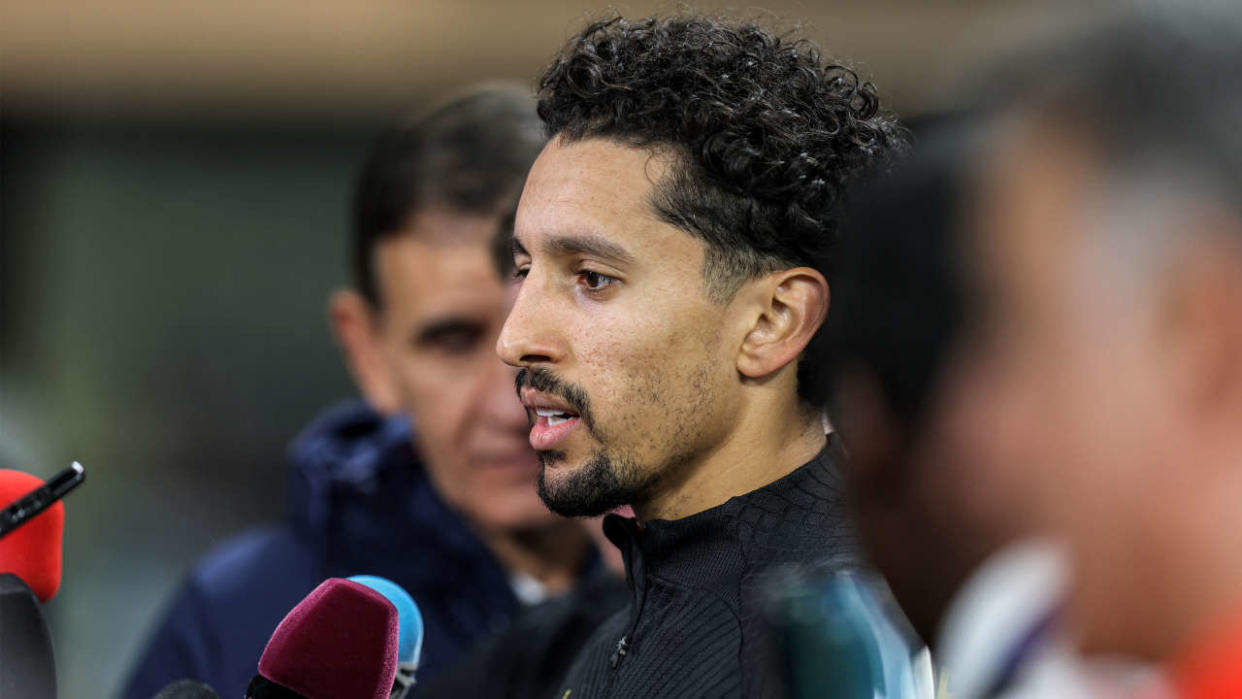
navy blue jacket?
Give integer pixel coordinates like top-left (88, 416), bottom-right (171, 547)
top-left (120, 402), bottom-right (533, 699)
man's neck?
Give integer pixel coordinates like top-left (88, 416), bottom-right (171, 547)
top-left (479, 518), bottom-right (592, 595)
top-left (634, 400), bottom-right (827, 522)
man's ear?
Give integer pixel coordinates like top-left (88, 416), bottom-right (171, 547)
top-left (736, 267), bottom-right (830, 380)
top-left (329, 289), bottom-right (401, 415)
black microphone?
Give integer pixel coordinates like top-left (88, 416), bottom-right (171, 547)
top-left (0, 573), bottom-right (56, 698)
top-left (152, 679), bottom-right (222, 699)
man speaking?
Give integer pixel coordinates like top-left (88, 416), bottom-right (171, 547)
top-left (499, 16), bottom-right (904, 696)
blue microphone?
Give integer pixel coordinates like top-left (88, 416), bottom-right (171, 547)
top-left (348, 575), bottom-right (424, 699)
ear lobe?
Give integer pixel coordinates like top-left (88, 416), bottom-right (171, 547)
top-left (736, 267), bottom-right (830, 381)
top-left (329, 289), bottom-right (402, 415)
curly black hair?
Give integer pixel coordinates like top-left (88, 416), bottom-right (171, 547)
top-left (537, 15), bottom-right (906, 407)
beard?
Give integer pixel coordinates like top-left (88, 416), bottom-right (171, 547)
top-left (536, 448), bottom-right (653, 517)
top-left (519, 366), bottom-right (644, 516)
top-left (516, 364), bottom-right (713, 518)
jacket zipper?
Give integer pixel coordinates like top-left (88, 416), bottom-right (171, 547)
top-left (610, 635), bottom-right (630, 668)
top-left (604, 519), bottom-right (647, 697)
top-left (604, 589), bottom-right (644, 697)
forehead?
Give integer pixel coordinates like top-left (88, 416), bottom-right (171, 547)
top-left (515, 137), bottom-right (693, 257)
top-left (374, 213), bottom-right (505, 319)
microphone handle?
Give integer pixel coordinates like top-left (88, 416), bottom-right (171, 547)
top-left (0, 573), bottom-right (56, 697)
top-left (246, 674), bottom-right (310, 699)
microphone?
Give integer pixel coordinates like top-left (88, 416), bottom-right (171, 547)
top-left (0, 468), bottom-right (74, 698)
top-left (761, 568), bottom-right (932, 699)
top-left (0, 573), bottom-right (56, 697)
top-left (0, 469), bottom-right (69, 602)
top-left (246, 578), bottom-right (400, 699)
top-left (348, 575), bottom-right (424, 699)
top-left (152, 679), bottom-right (222, 699)
top-left (0, 461), bottom-right (84, 540)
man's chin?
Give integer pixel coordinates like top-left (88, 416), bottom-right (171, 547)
top-left (536, 492), bottom-right (618, 518)
top-left (536, 456), bottom-right (634, 518)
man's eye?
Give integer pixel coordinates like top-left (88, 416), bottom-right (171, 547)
top-left (578, 270), bottom-right (617, 291)
top-left (418, 326), bottom-right (485, 355)
top-left (512, 265), bottom-right (530, 280)
top-left (434, 330), bottom-right (482, 354)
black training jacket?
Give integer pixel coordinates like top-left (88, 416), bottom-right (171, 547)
top-left (552, 435), bottom-right (861, 698)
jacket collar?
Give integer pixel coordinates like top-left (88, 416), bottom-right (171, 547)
top-left (285, 400), bottom-right (417, 538)
top-left (604, 434), bottom-right (857, 598)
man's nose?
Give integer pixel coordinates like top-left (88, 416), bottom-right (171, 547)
top-left (496, 274), bottom-right (563, 368)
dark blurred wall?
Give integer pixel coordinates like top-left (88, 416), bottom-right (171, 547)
top-left (1, 117), bottom-right (373, 696)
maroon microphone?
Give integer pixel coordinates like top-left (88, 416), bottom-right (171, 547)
top-left (246, 577), bottom-right (400, 699)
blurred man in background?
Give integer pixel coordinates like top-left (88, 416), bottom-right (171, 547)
top-left (122, 85), bottom-right (597, 698)
top-left (499, 15), bottom-right (905, 697)
top-left (953, 3), bottom-right (1242, 696)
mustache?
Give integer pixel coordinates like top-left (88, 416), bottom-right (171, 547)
top-left (515, 367), bottom-right (598, 437)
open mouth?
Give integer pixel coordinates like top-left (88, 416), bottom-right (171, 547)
top-left (527, 404), bottom-right (582, 451)
top-left (520, 381), bottom-right (589, 453)
top-left (534, 408), bottom-right (578, 427)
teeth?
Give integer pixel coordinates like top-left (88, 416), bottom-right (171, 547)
top-left (534, 408), bottom-right (574, 426)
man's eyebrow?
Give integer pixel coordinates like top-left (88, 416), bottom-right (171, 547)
top-left (544, 234), bottom-right (637, 265)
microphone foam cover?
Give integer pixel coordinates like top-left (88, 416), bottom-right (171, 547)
top-left (258, 578), bottom-right (399, 699)
top-left (0, 470), bottom-right (64, 602)
top-left (347, 575), bottom-right (423, 667)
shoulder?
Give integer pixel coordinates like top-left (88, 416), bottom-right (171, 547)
top-left (730, 439), bottom-right (862, 568)
top-left (145, 523), bottom-right (324, 660)
top-left (120, 524), bottom-right (323, 699)
top-left (190, 523), bottom-right (321, 605)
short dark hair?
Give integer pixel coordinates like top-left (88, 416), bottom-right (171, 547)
top-left (351, 84), bottom-right (546, 305)
top-left (536, 15), bottom-right (905, 407)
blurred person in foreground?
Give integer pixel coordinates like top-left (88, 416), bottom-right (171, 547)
top-left (498, 15), bottom-right (905, 697)
top-left (121, 85), bottom-right (599, 698)
top-left (892, 2), bottom-right (1242, 697)
top-left (825, 122), bottom-right (1152, 699)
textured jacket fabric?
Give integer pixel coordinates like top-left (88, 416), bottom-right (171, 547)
top-left (119, 401), bottom-right (535, 699)
top-left (554, 436), bottom-right (861, 698)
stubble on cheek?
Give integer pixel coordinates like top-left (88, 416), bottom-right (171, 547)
top-left (596, 321), bottom-right (725, 485)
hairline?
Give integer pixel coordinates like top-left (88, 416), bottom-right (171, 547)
top-left (363, 203), bottom-right (508, 311)
top-left (548, 129), bottom-right (797, 305)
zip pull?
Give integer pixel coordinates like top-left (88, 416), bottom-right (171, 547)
top-left (610, 635), bottom-right (630, 669)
